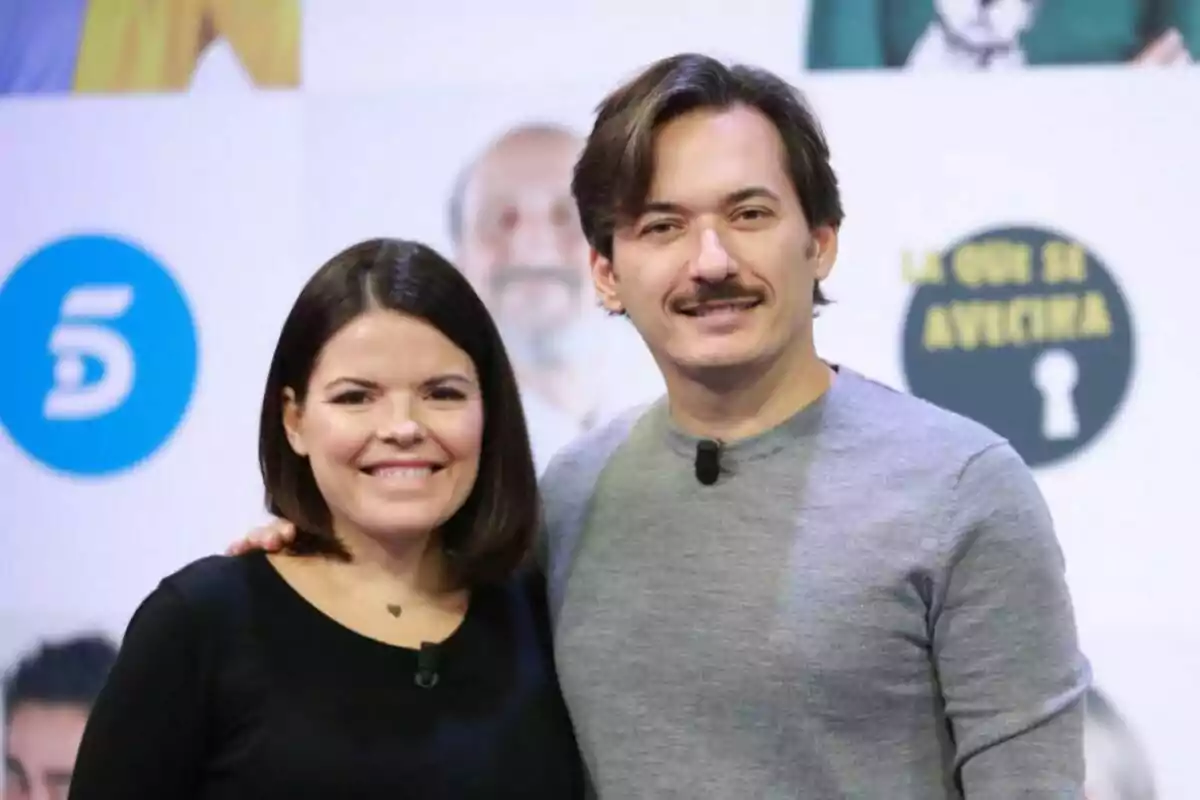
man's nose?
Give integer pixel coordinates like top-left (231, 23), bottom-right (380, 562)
top-left (688, 227), bottom-right (738, 283)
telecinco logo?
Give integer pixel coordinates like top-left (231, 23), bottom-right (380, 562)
top-left (0, 234), bottom-right (199, 477)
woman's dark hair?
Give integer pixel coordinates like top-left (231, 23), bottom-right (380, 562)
top-left (258, 237), bottom-right (539, 589)
top-left (572, 52), bottom-right (844, 308)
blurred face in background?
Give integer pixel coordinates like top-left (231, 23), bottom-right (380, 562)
top-left (455, 126), bottom-right (591, 371)
top-left (4, 702), bottom-right (89, 800)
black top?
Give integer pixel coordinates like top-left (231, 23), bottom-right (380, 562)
top-left (68, 553), bottom-right (586, 799)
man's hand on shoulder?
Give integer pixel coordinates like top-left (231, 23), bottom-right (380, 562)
top-left (225, 519), bottom-right (295, 556)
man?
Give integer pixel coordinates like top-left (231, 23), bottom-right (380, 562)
top-left (232, 53), bottom-right (1091, 797)
top-left (448, 123), bottom-right (610, 471)
top-left (3, 634), bottom-right (117, 800)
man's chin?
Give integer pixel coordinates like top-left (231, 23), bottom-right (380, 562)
top-left (668, 345), bottom-right (767, 375)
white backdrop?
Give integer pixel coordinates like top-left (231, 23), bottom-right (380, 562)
top-left (2, 2), bottom-right (1197, 798)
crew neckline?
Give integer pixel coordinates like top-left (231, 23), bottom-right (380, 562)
top-left (659, 363), bottom-right (852, 464)
top-left (250, 551), bottom-right (480, 659)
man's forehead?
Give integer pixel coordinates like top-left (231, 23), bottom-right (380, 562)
top-left (644, 106), bottom-right (792, 205)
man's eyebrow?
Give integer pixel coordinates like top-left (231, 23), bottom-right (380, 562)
top-left (723, 186), bottom-right (781, 206)
top-left (638, 187), bottom-right (782, 217)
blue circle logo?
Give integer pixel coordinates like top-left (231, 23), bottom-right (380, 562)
top-left (0, 234), bottom-right (199, 477)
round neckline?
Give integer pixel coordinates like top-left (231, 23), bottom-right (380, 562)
top-left (660, 363), bottom-right (847, 464)
top-left (250, 551), bottom-right (478, 658)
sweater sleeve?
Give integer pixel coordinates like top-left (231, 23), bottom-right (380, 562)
top-left (930, 443), bottom-right (1091, 799)
top-left (68, 581), bottom-right (209, 800)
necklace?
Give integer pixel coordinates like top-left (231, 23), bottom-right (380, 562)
top-left (386, 604), bottom-right (402, 618)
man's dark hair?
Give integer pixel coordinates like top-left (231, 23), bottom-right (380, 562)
top-left (571, 53), bottom-right (844, 307)
top-left (258, 237), bottom-right (540, 589)
top-left (2, 634), bottom-right (117, 725)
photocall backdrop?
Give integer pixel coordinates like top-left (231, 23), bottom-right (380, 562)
top-left (1, 2), bottom-right (1197, 799)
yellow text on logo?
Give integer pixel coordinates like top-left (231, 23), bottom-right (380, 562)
top-left (920, 293), bottom-right (1113, 351)
top-left (903, 238), bottom-right (1113, 351)
top-left (902, 239), bottom-right (1089, 287)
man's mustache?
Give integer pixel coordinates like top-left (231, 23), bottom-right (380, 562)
top-left (670, 281), bottom-right (765, 312)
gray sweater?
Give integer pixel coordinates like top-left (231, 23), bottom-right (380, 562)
top-left (539, 366), bottom-right (1090, 798)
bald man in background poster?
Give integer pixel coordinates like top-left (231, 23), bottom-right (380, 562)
top-left (448, 123), bottom-right (616, 472)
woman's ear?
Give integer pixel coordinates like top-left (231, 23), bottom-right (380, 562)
top-left (282, 387), bottom-right (308, 456)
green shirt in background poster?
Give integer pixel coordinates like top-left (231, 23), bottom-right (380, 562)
top-left (806, 0), bottom-right (1198, 71)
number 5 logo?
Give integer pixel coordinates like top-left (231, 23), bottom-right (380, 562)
top-left (0, 234), bottom-right (198, 477)
top-left (44, 285), bottom-right (136, 421)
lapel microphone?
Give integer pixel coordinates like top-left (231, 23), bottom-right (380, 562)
top-left (415, 642), bottom-right (440, 688)
top-left (694, 439), bottom-right (722, 486)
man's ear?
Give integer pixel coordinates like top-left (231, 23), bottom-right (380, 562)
top-left (590, 247), bottom-right (624, 314)
top-left (809, 224), bottom-right (839, 281)
top-left (282, 387), bottom-right (308, 456)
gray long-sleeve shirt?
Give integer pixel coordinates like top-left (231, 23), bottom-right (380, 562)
top-left (539, 366), bottom-right (1090, 798)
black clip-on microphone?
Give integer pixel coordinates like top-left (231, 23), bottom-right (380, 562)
top-left (415, 642), bottom-right (440, 688)
top-left (694, 439), bottom-right (721, 486)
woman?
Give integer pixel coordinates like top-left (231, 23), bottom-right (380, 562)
top-left (68, 238), bottom-right (586, 798)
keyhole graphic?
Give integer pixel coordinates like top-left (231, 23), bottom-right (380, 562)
top-left (1032, 348), bottom-right (1080, 441)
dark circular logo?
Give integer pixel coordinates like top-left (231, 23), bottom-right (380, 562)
top-left (901, 225), bottom-right (1134, 469)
